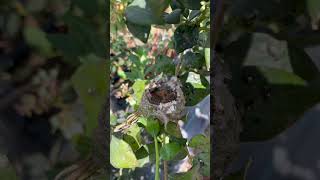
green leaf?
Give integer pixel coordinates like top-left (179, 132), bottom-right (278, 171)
top-left (146, 118), bottom-right (160, 137)
top-left (164, 9), bottom-right (182, 24)
top-left (165, 121), bottom-right (182, 138)
top-left (47, 34), bottom-right (83, 64)
top-left (137, 117), bottom-right (148, 127)
top-left (110, 113), bottom-right (117, 126)
top-left (172, 146), bottom-right (188, 161)
top-left (256, 66), bottom-right (306, 86)
top-left (188, 134), bottom-right (209, 151)
top-left (63, 14), bottom-right (106, 58)
top-left (123, 134), bottom-right (140, 152)
top-left (72, 0), bottom-right (99, 16)
top-left (110, 135), bottom-right (138, 168)
top-left (170, 136), bottom-right (187, 146)
top-left (174, 24), bottom-right (199, 53)
top-left (136, 147), bottom-right (150, 167)
top-left (132, 80), bottom-right (147, 105)
top-left (145, 55), bottom-right (175, 76)
top-left (71, 60), bottom-right (107, 136)
top-left (126, 21), bottom-right (150, 43)
top-left (181, 72), bottom-right (209, 106)
top-left (186, 72), bottom-right (207, 90)
top-left (135, 146), bottom-right (149, 159)
top-left (123, 124), bottom-right (142, 151)
top-left (24, 26), bottom-right (52, 56)
top-left (197, 152), bottom-right (210, 176)
top-left (181, 51), bottom-right (205, 71)
top-left (125, 0), bottom-right (170, 25)
top-left (204, 48), bottom-right (210, 71)
top-left (129, 54), bottom-right (142, 67)
top-left (160, 142), bottom-right (184, 161)
top-left (126, 70), bottom-right (144, 81)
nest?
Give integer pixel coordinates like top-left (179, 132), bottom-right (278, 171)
top-left (138, 76), bottom-right (186, 125)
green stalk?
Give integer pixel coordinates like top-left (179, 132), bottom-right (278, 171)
top-left (163, 133), bottom-right (168, 180)
top-left (154, 136), bottom-right (160, 180)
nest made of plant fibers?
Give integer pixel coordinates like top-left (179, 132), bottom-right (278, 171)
top-left (138, 76), bottom-right (186, 125)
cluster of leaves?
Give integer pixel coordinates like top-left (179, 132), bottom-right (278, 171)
top-left (110, 0), bottom-right (211, 179)
top-left (0, 0), bottom-right (107, 178)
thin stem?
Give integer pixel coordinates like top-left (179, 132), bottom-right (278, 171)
top-left (154, 136), bottom-right (160, 180)
top-left (163, 161), bottom-right (168, 180)
top-left (163, 133), bottom-right (168, 180)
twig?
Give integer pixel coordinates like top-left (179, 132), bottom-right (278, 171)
top-left (163, 160), bottom-right (168, 180)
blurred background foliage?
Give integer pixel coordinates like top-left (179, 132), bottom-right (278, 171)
top-left (0, 0), bottom-right (106, 179)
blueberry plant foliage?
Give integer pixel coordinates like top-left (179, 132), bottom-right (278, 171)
top-left (213, 0), bottom-right (320, 179)
top-left (110, 0), bottom-right (210, 179)
top-left (0, 0), bottom-right (108, 179)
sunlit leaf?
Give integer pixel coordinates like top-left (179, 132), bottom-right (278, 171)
top-left (132, 79), bottom-right (147, 105)
top-left (110, 135), bottom-right (138, 168)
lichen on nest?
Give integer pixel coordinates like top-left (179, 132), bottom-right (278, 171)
top-left (139, 75), bottom-right (186, 125)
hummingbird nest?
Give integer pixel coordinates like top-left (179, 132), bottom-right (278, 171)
top-left (138, 76), bottom-right (186, 125)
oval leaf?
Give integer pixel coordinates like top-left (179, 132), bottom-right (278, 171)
top-left (146, 118), bottom-right (160, 137)
top-left (126, 21), bottom-right (150, 43)
top-left (164, 9), bottom-right (182, 24)
top-left (188, 134), bottom-right (209, 151)
top-left (160, 142), bottom-right (183, 161)
top-left (110, 135), bottom-right (138, 168)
